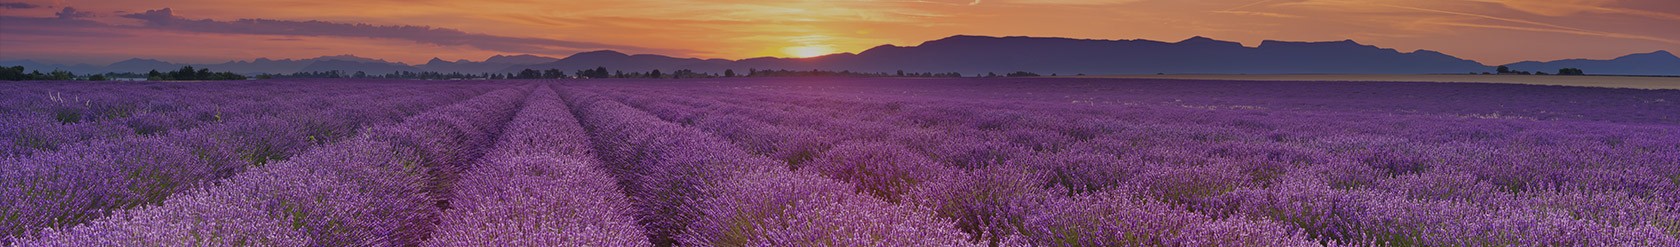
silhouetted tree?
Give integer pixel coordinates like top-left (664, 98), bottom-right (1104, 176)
top-left (1558, 68), bottom-right (1585, 75)
top-left (1005, 71), bottom-right (1041, 77)
top-left (740, 69), bottom-right (959, 78)
top-left (724, 69), bottom-right (736, 77)
top-left (543, 69), bottom-right (564, 79)
top-left (516, 69), bottom-right (541, 79)
top-left (143, 66), bottom-right (246, 81)
top-left (1496, 65), bottom-right (1512, 74)
top-left (0, 66), bottom-right (114, 81)
top-left (1, 66), bottom-right (26, 80)
top-left (173, 66), bottom-right (197, 80)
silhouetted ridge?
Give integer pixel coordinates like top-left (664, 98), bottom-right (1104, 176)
top-left (1177, 36), bottom-right (1244, 48)
top-left (1505, 50), bottom-right (1680, 76)
top-left (566, 50), bottom-right (631, 60)
top-left (13, 35), bottom-right (1675, 75)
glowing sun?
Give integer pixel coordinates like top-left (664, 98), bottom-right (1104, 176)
top-left (784, 45), bottom-right (835, 58)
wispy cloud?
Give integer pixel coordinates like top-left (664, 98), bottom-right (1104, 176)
top-left (1425, 20), bottom-right (1679, 44)
top-left (0, 16), bottom-right (131, 37)
top-left (0, 2), bottom-right (37, 9)
top-left (118, 8), bottom-right (685, 55)
top-left (1467, 0), bottom-right (1679, 19)
top-left (1370, 3), bottom-right (1680, 44)
top-left (2, 0), bottom-right (1674, 65)
top-left (54, 7), bottom-right (93, 19)
top-left (1211, 10), bottom-right (1302, 18)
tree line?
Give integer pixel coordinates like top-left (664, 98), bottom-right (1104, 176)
top-left (1, 66), bottom-right (84, 81)
top-left (256, 67), bottom-right (974, 80)
top-left (8, 64), bottom-right (1049, 82)
top-left (145, 66), bottom-right (247, 81)
top-left (2, 66), bottom-right (233, 81)
top-left (1493, 66), bottom-right (1586, 76)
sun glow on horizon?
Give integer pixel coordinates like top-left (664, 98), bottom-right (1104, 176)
top-left (782, 34), bottom-right (841, 58)
top-left (0, 0), bottom-right (1672, 65)
top-left (783, 45), bottom-right (837, 58)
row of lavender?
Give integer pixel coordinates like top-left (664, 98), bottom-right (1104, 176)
top-left (17, 80), bottom-right (969, 246)
top-left (558, 85), bottom-right (977, 246)
top-left (12, 82), bottom-right (531, 246)
top-left (771, 83), bottom-right (1676, 245)
top-left (569, 77), bottom-right (1679, 246)
top-left (4, 77), bottom-right (1674, 246)
top-left (1, 80), bottom-right (512, 243)
top-left (424, 85), bottom-right (646, 245)
top-left (730, 77), bottom-right (1680, 125)
top-left (595, 85), bottom-right (1312, 246)
top-left (0, 80), bottom-right (461, 158)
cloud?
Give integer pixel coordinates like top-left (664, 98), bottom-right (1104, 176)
top-left (1211, 10), bottom-right (1302, 18)
top-left (1472, 0), bottom-right (1680, 21)
top-left (1372, 3), bottom-right (1679, 44)
top-left (0, 2), bottom-right (37, 9)
top-left (55, 7), bottom-right (94, 19)
top-left (4, 0), bottom-right (1674, 65)
top-left (116, 8), bottom-right (683, 55)
top-left (0, 16), bottom-right (133, 37)
top-left (121, 8), bottom-right (173, 22)
top-left (1477, 0), bottom-right (1613, 16)
top-left (1426, 20), bottom-right (1679, 45)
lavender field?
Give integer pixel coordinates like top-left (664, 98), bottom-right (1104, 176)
top-left (2, 78), bottom-right (1677, 246)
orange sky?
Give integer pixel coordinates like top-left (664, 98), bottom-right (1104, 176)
top-left (1, 0), bottom-right (1676, 65)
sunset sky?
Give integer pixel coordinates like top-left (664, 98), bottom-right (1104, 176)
top-left (1, 0), bottom-right (1676, 65)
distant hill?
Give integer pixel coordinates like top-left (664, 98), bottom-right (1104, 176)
top-left (499, 50), bottom-right (735, 74)
top-left (103, 58), bottom-right (180, 73)
top-left (7, 35), bottom-right (1676, 75)
top-left (204, 55), bottom-right (404, 74)
top-left (503, 35), bottom-right (1491, 75)
top-left (0, 60), bottom-right (103, 73)
top-left (483, 54), bottom-right (560, 65)
top-left (1504, 51), bottom-right (1679, 76)
top-left (297, 60), bottom-right (418, 75)
top-left (799, 36), bottom-right (1490, 74)
top-left (0, 54), bottom-right (417, 74)
top-left (0, 54), bottom-right (557, 75)
top-left (417, 55), bottom-right (559, 74)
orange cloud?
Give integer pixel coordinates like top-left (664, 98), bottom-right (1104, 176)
top-left (0, 0), bottom-right (1674, 65)
top-left (1477, 0), bottom-right (1616, 16)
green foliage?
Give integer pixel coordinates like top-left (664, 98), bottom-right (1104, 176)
top-left (0, 66), bottom-right (81, 81)
top-left (153, 66), bottom-right (247, 81)
top-left (0, 66), bottom-right (23, 80)
top-left (575, 66), bottom-right (612, 78)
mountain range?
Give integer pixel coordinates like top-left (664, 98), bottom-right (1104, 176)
top-left (1504, 51), bottom-right (1679, 76)
top-left (3, 35), bottom-right (1675, 76)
